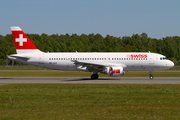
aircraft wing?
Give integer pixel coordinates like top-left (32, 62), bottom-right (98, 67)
top-left (72, 60), bottom-right (127, 71)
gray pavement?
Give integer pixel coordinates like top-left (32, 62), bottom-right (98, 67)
top-left (0, 77), bottom-right (180, 85)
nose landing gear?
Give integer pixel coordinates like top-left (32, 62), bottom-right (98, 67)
top-left (149, 70), bottom-right (154, 79)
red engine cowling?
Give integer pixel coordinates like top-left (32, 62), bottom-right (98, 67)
top-left (106, 67), bottom-right (125, 77)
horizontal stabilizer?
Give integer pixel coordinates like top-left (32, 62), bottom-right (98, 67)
top-left (7, 54), bottom-right (29, 61)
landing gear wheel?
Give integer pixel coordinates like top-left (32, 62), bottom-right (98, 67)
top-left (95, 74), bottom-right (99, 79)
top-left (91, 74), bottom-right (99, 79)
top-left (149, 75), bottom-right (153, 80)
top-left (91, 75), bottom-right (96, 79)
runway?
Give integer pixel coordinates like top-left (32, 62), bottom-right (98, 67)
top-left (0, 77), bottom-right (180, 85)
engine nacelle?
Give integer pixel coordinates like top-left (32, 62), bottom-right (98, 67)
top-left (105, 67), bottom-right (125, 77)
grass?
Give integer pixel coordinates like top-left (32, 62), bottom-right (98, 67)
top-left (0, 65), bottom-right (179, 77)
top-left (0, 70), bottom-right (179, 77)
top-left (0, 84), bottom-right (180, 120)
top-left (0, 66), bottom-right (45, 70)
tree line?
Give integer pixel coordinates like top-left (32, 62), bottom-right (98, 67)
top-left (0, 33), bottom-right (180, 65)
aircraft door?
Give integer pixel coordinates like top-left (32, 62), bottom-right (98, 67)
top-left (149, 53), bottom-right (154, 64)
top-left (39, 54), bottom-right (44, 64)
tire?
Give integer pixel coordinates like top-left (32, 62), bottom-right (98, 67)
top-left (91, 74), bottom-right (99, 79)
top-left (149, 75), bottom-right (153, 79)
top-left (91, 75), bottom-right (96, 79)
top-left (95, 74), bottom-right (99, 79)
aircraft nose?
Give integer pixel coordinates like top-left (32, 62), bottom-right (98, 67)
top-left (168, 61), bottom-right (174, 68)
top-left (171, 61), bottom-right (174, 67)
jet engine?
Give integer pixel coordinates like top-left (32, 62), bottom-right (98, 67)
top-left (105, 67), bottom-right (125, 77)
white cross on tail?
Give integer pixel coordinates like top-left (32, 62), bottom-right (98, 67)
top-left (16, 34), bottom-right (27, 46)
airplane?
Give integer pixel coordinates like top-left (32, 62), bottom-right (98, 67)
top-left (8, 26), bottom-right (174, 79)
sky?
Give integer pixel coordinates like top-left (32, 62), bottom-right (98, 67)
top-left (0, 0), bottom-right (180, 39)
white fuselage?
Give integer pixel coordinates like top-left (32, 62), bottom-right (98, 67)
top-left (11, 52), bottom-right (174, 72)
top-left (9, 26), bottom-right (175, 79)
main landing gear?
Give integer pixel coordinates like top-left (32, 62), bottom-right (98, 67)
top-left (149, 70), bottom-right (154, 79)
top-left (91, 74), bottom-right (99, 79)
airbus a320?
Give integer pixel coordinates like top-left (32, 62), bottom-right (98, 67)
top-left (8, 26), bottom-right (174, 79)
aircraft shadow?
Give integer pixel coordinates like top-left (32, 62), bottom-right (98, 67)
top-left (65, 77), bottom-right (121, 81)
top-left (0, 78), bottom-right (14, 79)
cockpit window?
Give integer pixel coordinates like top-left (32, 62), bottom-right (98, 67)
top-left (160, 57), bottom-right (168, 60)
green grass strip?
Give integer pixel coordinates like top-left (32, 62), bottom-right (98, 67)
top-left (0, 70), bottom-right (180, 77)
top-left (0, 84), bottom-right (180, 119)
